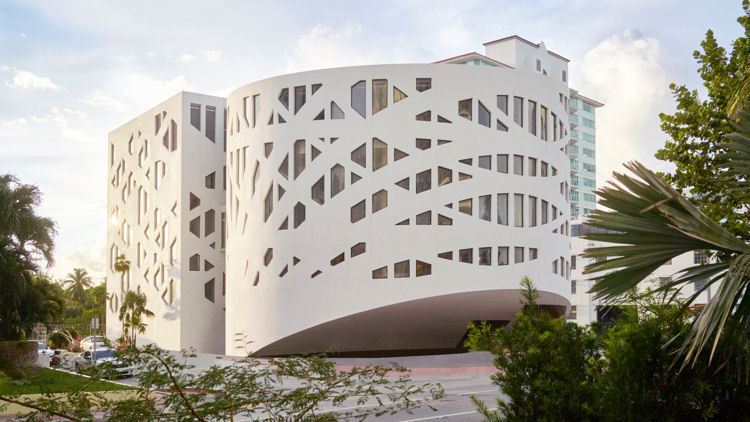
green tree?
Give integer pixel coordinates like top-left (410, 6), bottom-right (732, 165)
top-left (118, 291), bottom-right (154, 347)
top-left (464, 277), bottom-right (602, 421)
top-left (655, 0), bottom-right (750, 239)
top-left (62, 268), bottom-right (93, 305)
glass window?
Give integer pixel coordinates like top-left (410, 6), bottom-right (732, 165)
top-left (438, 167), bottom-right (452, 186)
top-left (205, 172), bottom-right (216, 189)
top-left (540, 105), bottom-right (548, 140)
top-left (478, 247), bottom-right (491, 265)
top-left (416, 261), bottom-right (431, 276)
top-left (438, 251), bottom-right (453, 260)
top-left (541, 200), bottom-right (548, 224)
top-left (372, 79), bottom-right (387, 114)
top-left (479, 195), bottom-right (491, 221)
top-left (529, 196), bottom-right (537, 227)
top-left (251, 161), bottom-right (260, 195)
top-left (351, 242), bottom-right (366, 257)
top-left (395, 177), bottom-right (409, 190)
top-left (205, 105), bottom-right (216, 142)
top-left (497, 193), bottom-right (508, 225)
top-left (372, 189), bottom-right (387, 212)
top-left (279, 154), bottom-right (289, 179)
top-left (458, 99), bottom-right (472, 120)
top-left (497, 95), bottom-right (508, 114)
top-left (373, 138), bottom-right (387, 171)
top-left (529, 248), bottom-right (538, 260)
top-left (438, 214), bottom-right (452, 225)
top-left (459, 198), bottom-right (472, 215)
top-left (562, 70), bottom-right (567, 82)
top-left (312, 177), bottom-right (325, 205)
top-left (513, 96), bottom-right (523, 127)
top-left (496, 119), bottom-right (508, 131)
top-left (394, 260), bottom-right (410, 278)
top-left (264, 185), bottom-right (273, 221)
top-left (497, 154), bottom-right (508, 173)
top-left (528, 157), bottom-right (537, 176)
top-left (416, 211), bottom-right (431, 225)
top-left (583, 118), bottom-right (595, 128)
top-left (351, 143), bottom-right (366, 168)
top-left (514, 194), bottom-right (523, 227)
top-left (190, 103), bottom-right (201, 130)
top-left (330, 253), bottom-right (344, 266)
top-left (478, 101), bottom-right (490, 127)
top-left (528, 100), bottom-right (537, 135)
top-left (372, 266), bottom-right (387, 279)
top-left (279, 88), bottom-right (289, 110)
top-left (459, 248), bottom-right (473, 263)
top-left (331, 164), bottom-right (345, 197)
top-left (294, 139), bottom-right (306, 179)
top-left (416, 78), bottom-right (431, 92)
top-left (541, 161), bottom-right (548, 177)
top-left (478, 155), bottom-right (491, 170)
top-left (351, 200), bottom-right (365, 223)
top-left (205, 209), bottom-right (215, 236)
top-left (294, 202), bottom-right (306, 228)
top-left (513, 155), bottom-right (523, 175)
top-left (416, 138), bottom-right (431, 150)
top-left (415, 110), bottom-right (431, 121)
top-left (416, 169), bottom-right (431, 193)
top-left (514, 247), bottom-right (524, 263)
top-left (552, 112), bottom-right (557, 141)
top-left (498, 247), bottom-right (509, 265)
top-left (331, 101), bottom-right (345, 119)
top-left (394, 86), bottom-right (407, 102)
top-left (294, 86), bottom-right (306, 114)
top-left (251, 94), bottom-right (260, 128)
top-left (189, 217), bottom-right (200, 237)
top-left (351, 80), bottom-right (366, 118)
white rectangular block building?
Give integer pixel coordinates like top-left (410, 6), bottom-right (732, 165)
top-left (107, 91), bottom-right (227, 354)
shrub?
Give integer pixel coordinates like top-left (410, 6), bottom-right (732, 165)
top-left (465, 277), bottom-right (603, 421)
top-left (0, 341), bottom-right (37, 371)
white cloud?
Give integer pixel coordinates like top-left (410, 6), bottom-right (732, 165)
top-left (81, 93), bottom-right (129, 113)
top-left (284, 23), bottom-right (387, 73)
top-left (203, 50), bottom-right (222, 62)
top-left (179, 53), bottom-right (198, 63)
top-left (51, 237), bottom-right (107, 283)
top-left (3, 68), bottom-right (63, 91)
top-left (577, 30), bottom-right (672, 184)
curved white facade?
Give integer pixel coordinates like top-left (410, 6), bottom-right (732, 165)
top-left (225, 64), bottom-right (572, 355)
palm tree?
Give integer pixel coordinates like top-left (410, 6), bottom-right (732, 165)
top-left (118, 291), bottom-right (154, 347)
top-left (0, 174), bottom-right (56, 266)
top-left (583, 108), bottom-right (750, 368)
top-left (62, 268), bottom-right (92, 304)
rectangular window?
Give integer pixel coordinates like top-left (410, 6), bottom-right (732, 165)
top-left (478, 247), bottom-right (491, 265)
top-left (394, 260), bottom-right (409, 278)
top-left (583, 102), bottom-right (594, 112)
top-left (514, 247), bottom-right (524, 263)
top-left (514, 194), bottom-right (523, 227)
top-left (583, 178), bottom-right (596, 188)
top-left (571, 255), bottom-right (577, 269)
top-left (569, 305), bottom-right (577, 320)
top-left (479, 195), bottom-right (491, 221)
top-left (529, 196), bottom-right (537, 227)
top-left (540, 105), bottom-right (548, 141)
top-left (205, 106), bottom-right (216, 142)
top-left (528, 100), bottom-right (537, 136)
top-left (498, 247), bottom-right (509, 265)
top-left (583, 148), bottom-right (595, 158)
top-left (294, 86), bottom-right (306, 114)
top-left (541, 161), bottom-right (548, 177)
top-left (190, 103), bottom-right (201, 130)
top-left (497, 194), bottom-right (508, 225)
top-left (372, 79), bottom-right (387, 114)
top-left (552, 112), bottom-right (557, 141)
top-left (478, 155), bottom-right (491, 170)
top-left (583, 118), bottom-right (595, 128)
top-left (294, 139), bottom-right (306, 179)
top-left (529, 248), bottom-right (538, 260)
top-left (513, 96), bottom-right (523, 127)
top-left (416, 169), bottom-right (431, 193)
top-left (694, 250), bottom-right (707, 264)
top-left (528, 157), bottom-right (537, 176)
top-left (497, 154), bottom-right (508, 173)
top-left (459, 248), bottom-right (473, 263)
top-left (541, 200), bottom-right (548, 224)
top-left (253, 94), bottom-right (260, 128)
top-left (513, 155), bottom-right (523, 175)
top-left (497, 95), bottom-right (508, 114)
top-left (584, 193), bottom-right (596, 203)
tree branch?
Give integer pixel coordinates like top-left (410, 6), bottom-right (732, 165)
top-left (0, 395), bottom-right (83, 422)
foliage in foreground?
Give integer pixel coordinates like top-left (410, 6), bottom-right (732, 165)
top-left (0, 341), bottom-right (444, 421)
top-left (0, 367), bottom-right (133, 395)
top-left (467, 279), bottom-right (750, 422)
top-left (465, 277), bottom-right (602, 421)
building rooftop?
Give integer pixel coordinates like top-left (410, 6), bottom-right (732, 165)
top-left (483, 35), bottom-right (570, 62)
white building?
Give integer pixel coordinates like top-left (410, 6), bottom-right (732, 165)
top-left (108, 35), bottom-right (579, 356)
top-left (107, 92), bottom-right (227, 354)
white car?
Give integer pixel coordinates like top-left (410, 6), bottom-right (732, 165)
top-left (74, 349), bottom-right (136, 378)
top-left (80, 336), bottom-right (108, 351)
top-left (37, 342), bottom-right (56, 357)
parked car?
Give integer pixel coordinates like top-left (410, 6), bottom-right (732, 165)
top-left (74, 348), bottom-right (135, 378)
top-left (37, 342), bottom-right (57, 357)
top-left (49, 355), bottom-right (61, 367)
top-left (80, 336), bottom-right (107, 351)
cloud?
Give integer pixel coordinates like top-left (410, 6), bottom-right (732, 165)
top-left (51, 237), bottom-right (107, 283)
top-left (3, 68), bottom-right (63, 91)
top-left (203, 50), bottom-right (222, 62)
top-left (577, 30), bottom-right (672, 184)
top-left (179, 53), bottom-right (198, 63)
top-left (284, 23), bottom-right (387, 73)
top-left (81, 93), bottom-right (129, 113)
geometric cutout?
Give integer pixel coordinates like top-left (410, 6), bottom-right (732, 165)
top-left (279, 217), bottom-right (288, 230)
top-left (416, 260), bottom-right (432, 276)
top-left (264, 142), bottom-right (273, 158)
top-left (394, 149), bottom-right (409, 161)
top-left (416, 138), bottom-right (431, 150)
top-left (444, 203), bottom-right (453, 209)
top-left (395, 177), bottom-right (409, 190)
top-left (331, 164), bottom-right (345, 197)
top-left (279, 154), bottom-right (289, 179)
top-left (313, 109), bottom-right (325, 121)
top-left (351, 143), bottom-right (366, 168)
top-left (351, 242), bottom-right (366, 257)
top-left (189, 254), bottom-right (200, 271)
top-left (459, 172), bottom-right (473, 181)
top-left (279, 88), bottom-right (289, 110)
top-left (311, 270), bottom-right (322, 279)
top-left (437, 115), bottom-right (452, 123)
top-left (204, 260), bottom-right (214, 271)
top-left (372, 137), bottom-right (387, 171)
top-left (478, 101), bottom-right (491, 127)
top-left (293, 256), bottom-right (301, 265)
top-left (311, 83), bottom-right (322, 95)
top-left (438, 214), bottom-right (453, 225)
top-left (293, 202), bottom-right (305, 228)
top-left (496, 119), bottom-right (508, 131)
top-left (330, 253), bottom-right (345, 266)
top-left (351, 200), bottom-right (366, 223)
top-left (205, 172), bottom-right (216, 189)
top-left (394, 86), bottom-right (407, 103)
top-left (268, 111), bottom-right (274, 125)
top-left (438, 251), bottom-right (453, 260)
top-left (253, 272), bottom-right (260, 287)
top-left (438, 166), bottom-right (452, 186)
top-left (331, 101), bottom-right (345, 119)
top-left (351, 172), bottom-right (362, 184)
top-left (416, 211), bottom-right (431, 225)
top-left (209, 242), bottom-right (215, 249)
top-left (459, 158), bottom-right (473, 166)
top-left (204, 279), bottom-right (215, 303)
top-left (189, 217), bottom-right (200, 237)
top-left (279, 265), bottom-right (288, 278)
top-left (312, 177), bottom-right (325, 205)
top-left (278, 114), bottom-right (286, 124)
top-left (372, 266), bottom-right (388, 279)
top-left (311, 145), bottom-right (321, 161)
top-left (396, 218), bottom-right (410, 225)
top-left (416, 78), bottom-right (431, 92)
top-left (415, 111), bottom-right (431, 121)
top-left (190, 192), bottom-right (201, 210)
top-left (372, 189), bottom-right (387, 213)
top-left (264, 248), bottom-right (273, 266)
top-left (394, 260), bottom-right (410, 278)
top-left (278, 185), bottom-right (286, 200)
top-left (458, 99), bottom-right (472, 120)
top-left (351, 80), bottom-right (366, 118)
top-left (330, 137), bottom-right (339, 144)
top-left (437, 139), bottom-right (452, 146)
top-left (459, 198), bottom-right (472, 215)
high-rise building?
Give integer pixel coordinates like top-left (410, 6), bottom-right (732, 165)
top-left (107, 92), bottom-right (227, 354)
top-left (568, 90), bottom-right (603, 220)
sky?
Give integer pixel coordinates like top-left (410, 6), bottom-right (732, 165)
top-left (0, 0), bottom-right (745, 283)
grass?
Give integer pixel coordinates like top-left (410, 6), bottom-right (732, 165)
top-left (0, 367), bottom-right (135, 395)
